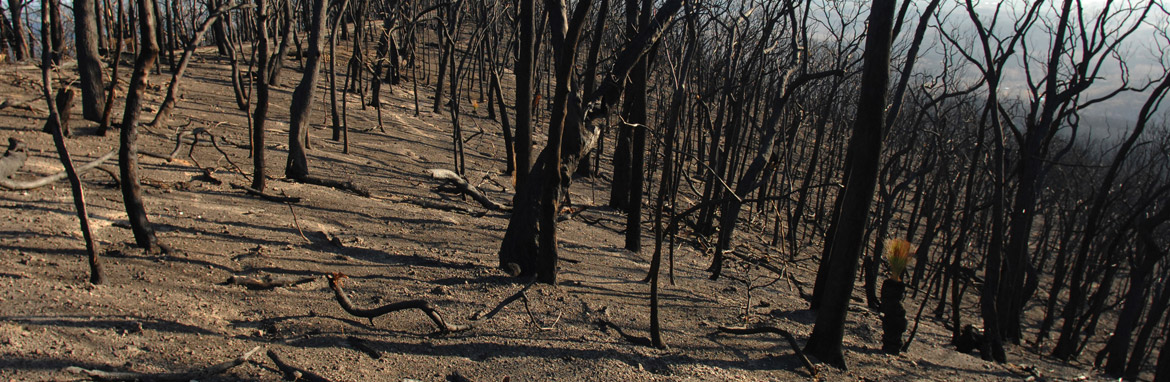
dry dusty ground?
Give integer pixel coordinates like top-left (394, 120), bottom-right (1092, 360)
top-left (0, 50), bottom-right (1112, 381)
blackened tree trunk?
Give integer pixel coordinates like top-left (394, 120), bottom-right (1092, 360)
top-left (880, 280), bottom-right (907, 353)
top-left (1127, 272), bottom-right (1170, 380)
top-left (149, 1), bottom-right (245, 127)
top-left (75, 0), bottom-right (107, 121)
top-left (573, 0), bottom-right (609, 177)
top-left (499, 0), bottom-right (682, 278)
top-left (536, 0), bottom-right (590, 283)
top-left (804, 0), bottom-right (895, 369)
top-left (98, 0), bottom-right (125, 136)
top-left (251, 0), bottom-right (270, 190)
top-left (622, 0), bottom-right (650, 253)
top-left (40, 4), bottom-right (102, 283)
top-left (6, 0), bottom-right (29, 61)
top-left (119, 0), bottom-right (166, 253)
top-left (512, 0), bottom-right (535, 186)
top-left (212, 0), bottom-right (231, 55)
top-left (1158, 334), bottom-right (1170, 382)
top-left (285, 0), bottom-right (328, 179)
top-left (47, 0), bottom-right (64, 64)
top-left (267, 0), bottom-right (293, 86)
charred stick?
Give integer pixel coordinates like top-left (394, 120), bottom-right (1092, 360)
top-left (326, 274), bottom-right (470, 333)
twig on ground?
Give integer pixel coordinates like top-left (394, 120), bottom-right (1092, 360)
top-left (231, 183), bottom-right (302, 203)
top-left (0, 149), bottom-right (116, 190)
top-left (521, 292), bottom-right (562, 331)
top-left (266, 349), bottom-right (333, 382)
top-left (471, 281), bottom-right (535, 320)
top-left (65, 346), bottom-right (261, 381)
top-left (326, 273), bottom-right (471, 333)
top-left (285, 195), bottom-right (311, 243)
top-left (595, 319), bottom-right (653, 347)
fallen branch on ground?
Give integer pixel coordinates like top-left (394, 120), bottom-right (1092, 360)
top-left (224, 274), bottom-right (317, 290)
top-left (1, 149), bottom-right (116, 190)
top-left (717, 325), bottom-right (817, 376)
top-left (65, 346), bottom-right (261, 381)
top-left (266, 349), bottom-right (333, 382)
top-left (595, 319), bottom-right (653, 347)
top-left (471, 281), bottom-right (535, 320)
top-left (427, 168), bottom-right (509, 211)
top-left (326, 273), bottom-right (471, 333)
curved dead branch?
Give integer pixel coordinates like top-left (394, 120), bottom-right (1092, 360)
top-left (326, 273), bottom-right (470, 333)
top-left (266, 349), bottom-right (333, 382)
top-left (1, 149), bottom-right (116, 190)
top-left (65, 345), bottom-right (261, 381)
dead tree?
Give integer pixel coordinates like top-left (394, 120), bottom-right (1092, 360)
top-left (284, 0), bottom-right (327, 179)
top-left (251, 0), bottom-right (271, 190)
top-left (39, 19), bottom-right (103, 284)
top-left (498, 0), bottom-right (683, 279)
top-left (804, 0), bottom-right (895, 369)
top-left (118, 0), bottom-right (168, 254)
top-left (149, 1), bottom-right (251, 128)
top-left (6, 0), bottom-right (28, 60)
top-left (75, 0), bottom-right (107, 121)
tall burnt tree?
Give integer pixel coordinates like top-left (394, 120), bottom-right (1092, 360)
top-left (498, 0), bottom-right (682, 279)
top-left (804, 0), bottom-right (895, 369)
top-left (285, 0), bottom-right (328, 180)
top-left (512, 0), bottom-right (535, 186)
top-left (74, 0), bottom-right (107, 121)
top-left (251, 0), bottom-right (271, 190)
top-left (6, 0), bottom-right (29, 60)
top-left (118, 0), bottom-right (167, 254)
top-left (39, 2), bottom-right (102, 284)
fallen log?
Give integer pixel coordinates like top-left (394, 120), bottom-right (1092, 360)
top-left (0, 149), bottom-right (116, 190)
top-left (717, 325), bottom-right (817, 377)
top-left (427, 168), bottom-right (509, 211)
top-left (224, 274), bottom-right (317, 290)
top-left (326, 273), bottom-right (471, 333)
top-left (65, 345), bottom-right (261, 381)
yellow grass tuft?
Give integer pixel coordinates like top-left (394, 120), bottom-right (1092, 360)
top-left (885, 238), bottom-right (913, 282)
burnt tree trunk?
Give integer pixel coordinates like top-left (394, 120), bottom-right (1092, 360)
top-left (804, 0), bottom-right (895, 369)
top-left (251, 0), bottom-right (270, 190)
top-left (285, 0), bottom-right (328, 180)
top-left (149, 1), bottom-right (246, 127)
top-left (40, 4), bottom-right (103, 283)
top-left (118, 0), bottom-right (166, 253)
top-left (75, 0), bottom-right (108, 121)
top-left (499, 0), bottom-right (682, 278)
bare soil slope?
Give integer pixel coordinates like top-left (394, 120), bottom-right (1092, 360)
top-left (0, 51), bottom-right (1100, 381)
